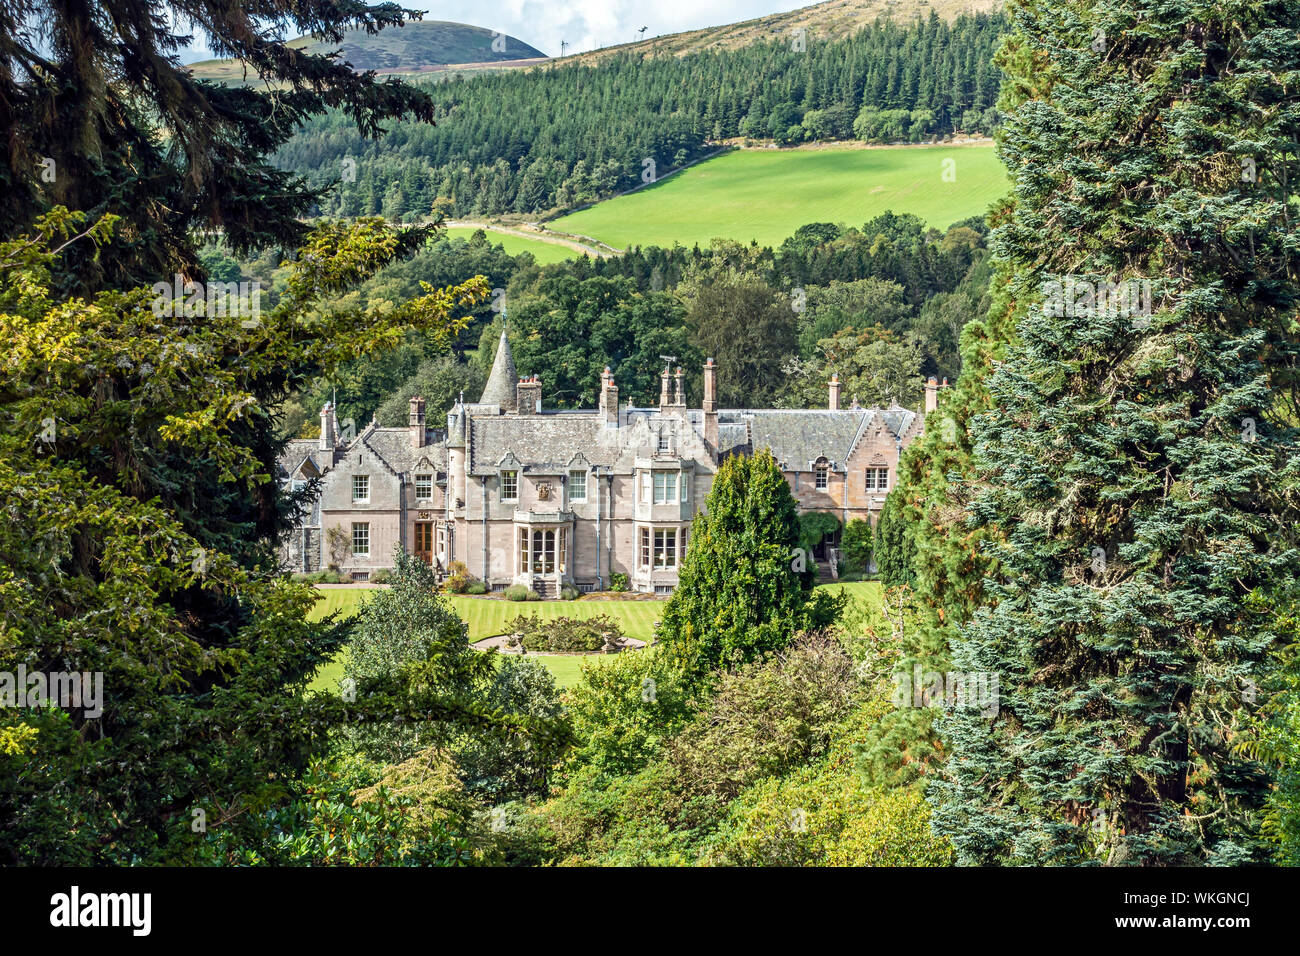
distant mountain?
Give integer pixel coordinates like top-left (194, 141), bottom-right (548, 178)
top-left (563, 0), bottom-right (1002, 65)
top-left (188, 21), bottom-right (547, 84)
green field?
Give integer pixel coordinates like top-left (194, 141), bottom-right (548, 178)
top-left (307, 580), bottom-right (880, 691)
top-left (441, 227), bottom-right (584, 265)
top-left (551, 145), bottom-right (1007, 249)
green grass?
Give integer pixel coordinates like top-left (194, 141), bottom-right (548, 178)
top-left (308, 588), bottom-right (662, 642)
top-left (306, 579), bottom-right (881, 692)
top-left (551, 145), bottom-right (1007, 249)
top-left (442, 227), bottom-right (583, 265)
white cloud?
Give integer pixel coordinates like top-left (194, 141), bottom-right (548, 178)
top-left (173, 1), bottom-right (813, 61)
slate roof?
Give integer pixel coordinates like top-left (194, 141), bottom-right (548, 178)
top-left (278, 438), bottom-right (325, 479)
top-left (715, 407), bottom-right (917, 469)
top-left (479, 329), bottom-right (517, 410)
top-left (277, 427), bottom-right (447, 479)
top-left (468, 411), bottom-right (624, 474)
top-left (361, 427), bottom-right (448, 475)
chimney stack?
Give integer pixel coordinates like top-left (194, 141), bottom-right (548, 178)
top-left (673, 367), bottom-right (686, 407)
top-left (516, 375), bottom-right (542, 415)
top-left (702, 358), bottom-right (719, 455)
top-left (702, 358), bottom-right (717, 413)
top-left (924, 376), bottom-right (940, 414)
top-left (829, 373), bottom-right (841, 411)
top-left (319, 402), bottom-right (337, 452)
top-left (409, 395), bottom-right (426, 449)
top-left (599, 367), bottom-right (619, 426)
top-left (659, 367), bottom-right (672, 409)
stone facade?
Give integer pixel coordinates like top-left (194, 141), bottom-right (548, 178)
top-left (277, 331), bottom-right (942, 591)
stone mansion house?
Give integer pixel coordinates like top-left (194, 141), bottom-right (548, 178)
top-left (278, 330), bottom-right (943, 594)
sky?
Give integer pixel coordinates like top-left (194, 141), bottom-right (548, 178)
top-left (176, 1), bottom-right (812, 62)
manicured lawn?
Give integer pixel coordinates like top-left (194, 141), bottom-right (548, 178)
top-left (441, 226), bottom-right (584, 264)
top-left (550, 144), bottom-right (1007, 250)
top-left (308, 588), bottom-right (662, 642)
top-left (305, 579), bottom-right (881, 693)
top-left (819, 579), bottom-right (883, 613)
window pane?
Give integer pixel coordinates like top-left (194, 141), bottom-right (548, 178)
top-left (569, 470), bottom-right (586, 500)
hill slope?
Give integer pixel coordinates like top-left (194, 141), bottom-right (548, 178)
top-left (188, 21), bottom-right (546, 84)
top-left (562, 0), bottom-right (1002, 65)
top-left (549, 143), bottom-right (1006, 249)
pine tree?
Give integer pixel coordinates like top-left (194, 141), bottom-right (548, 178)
top-left (929, 0), bottom-right (1300, 865)
top-left (0, 0), bottom-right (438, 291)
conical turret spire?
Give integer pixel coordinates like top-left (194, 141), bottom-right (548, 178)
top-left (479, 326), bottom-right (517, 411)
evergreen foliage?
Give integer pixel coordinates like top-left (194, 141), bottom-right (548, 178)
top-left (659, 450), bottom-right (845, 672)
top-left (279, 13), bottom-right (1008, 220)
top-left (874, 490), bottom-right (916, 587)
top-left (0, 0), bottom-right (439, 291)
top-left (840, 518), bottom-right (875, 573)
top-left (0, 211), bottom-right (555, 863)
top-left (928, 0), bottom-right (1300, 865)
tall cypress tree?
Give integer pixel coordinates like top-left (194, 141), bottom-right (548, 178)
top-left (929, 0), bottom-right (1300, 864)
top-left (659, 450), bottom-right (843, 674)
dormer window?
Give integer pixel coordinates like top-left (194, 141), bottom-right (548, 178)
top-left (414, 474), bottom-right (433, 500)
top-left (814, 460), bottom-right (829, 490)
top-left (658, 430), bottom-right (671, 454)
top-left (501, 470), bottom-right (518, 502)
top-left (866, 467), bottom-right (889, 492)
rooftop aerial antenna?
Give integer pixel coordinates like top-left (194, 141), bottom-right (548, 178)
top-left (658, 354), bottom-right (677, 369)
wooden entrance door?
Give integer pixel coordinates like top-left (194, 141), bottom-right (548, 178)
top-left (414, 522), bottom-right (434, 565)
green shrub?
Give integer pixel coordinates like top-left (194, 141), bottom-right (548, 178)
top-left (508, 614), bottom-right (621, 652)
top-left (609, 572), bottom-right (629, 592)
top-left (873, 491), bottom-right (915, 586)
top-left (342, 550), bottom-right (481, 763)
top-left (369, 568), bottom-right (392, 585)
top-left (659, 450), bottom-right (844, 672)
top-left (465, 580), bottom-right (488, 595)
top-left (560, 585), bottom-right (581, 601)
top-left (840, 518), bottom-right (873, 572)
top-left (503, 584), bottom-right (541, 602)
top-left (293, 569), bottom-right (348, 584)
top-left (456, 657), bottom-right (569, 803)
top-left (561, 649), bottom-right (691, 778)
top-left (443, 560), bottom-right (471, 594)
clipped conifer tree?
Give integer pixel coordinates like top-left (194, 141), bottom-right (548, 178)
top-left (659, 450), bottom-right (844, 673)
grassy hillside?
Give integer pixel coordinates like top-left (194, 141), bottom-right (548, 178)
top-left (441, 227), bottom-right (586, 265)
top-left (189, 21), bottom-right (546, 84)
top-left (562, 0), bottom-right (1002, 65)
top-left (550, 143), bottom-right (1006, 250)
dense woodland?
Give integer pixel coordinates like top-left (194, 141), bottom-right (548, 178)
top-left (218, 210), bottom-right (989, 436)
top-left (277, 11), bottom-right (1008, 220)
